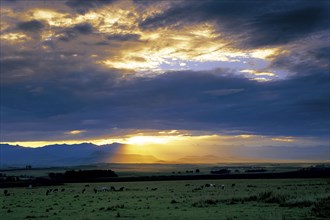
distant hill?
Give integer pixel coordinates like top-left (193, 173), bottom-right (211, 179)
top-left (177, 155), bottom-right (238, 164)
top-left (0, 143), bottom-right (179, 168)
top-left (3, 143), bottom-right (308, 168)
top-left (0, 143), bottom-right (122, 167)
top-left (109, 154), bottom-right (163, 164)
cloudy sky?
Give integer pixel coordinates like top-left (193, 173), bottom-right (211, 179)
top-left (0, 0), bottom-right (329, 162)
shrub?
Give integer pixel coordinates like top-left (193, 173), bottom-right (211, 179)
top-left (228, 191), bottom-right (288, 204)
top-left (280, 198), bottom-right (315, 208)
top-left (311, 196), bottom-right (330, 218)
top-left (171, 199), bottom-right (178, 204)
top-left (192, 199), bottom-right (218, 207)
top-left (257, 191), bottom-right (287, 204)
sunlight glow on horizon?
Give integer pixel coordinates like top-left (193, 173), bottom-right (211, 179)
top-left (0, 132), bottom-right (306, 149)
top-left (1, 130), bottom-right (326, 163)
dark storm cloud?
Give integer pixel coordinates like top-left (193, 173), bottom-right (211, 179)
top-left (106, 34), bottom-right (141, 41)
top-left (248, 5), bottom-right (329, 47)
top-left (65, 0), bottom-right (116, 14)
top-left (0, 57), bottom-right (33, 74)
top-left (1, 62), bottom-right (329, 141)
top-left (58, 22), bottom-right (95, 41)
top-left (270, 45), bottom-right (330, 76)
top-left (0, 0), bottom-right (18, 5)
top-left (73, 23), bottom-right (94, 34)
top-left (0, 0), bottom-right (329, 144)
top-left (139, 0), bottom-right (329, 48)
top-left (0, 44), bottom-right (122, 141)
top-left (16, 20), bottom-right (45, 32)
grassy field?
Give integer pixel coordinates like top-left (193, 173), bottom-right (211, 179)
top-left (1, 178), bottom-right (329, 220)
top-left (0, 163), bottom-right (316, 178)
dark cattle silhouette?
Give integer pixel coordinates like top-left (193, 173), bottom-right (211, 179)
top-left (193, 187), bottom-right (202, 191)
top-left (4, 190), bottom-right (10, 196)
top-left (93, 187), bottom-right (111, 193)
top-left (118, 187), bottom-right (125, 191)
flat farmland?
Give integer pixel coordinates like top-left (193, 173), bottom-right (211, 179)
top-left (1, 178), bottom-right (329, 220)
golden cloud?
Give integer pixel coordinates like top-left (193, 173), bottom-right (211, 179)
top-left (2, 2), bottom-right (282, 76)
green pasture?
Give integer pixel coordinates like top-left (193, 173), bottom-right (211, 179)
top-left (0, 163), bottom-right (313, 178)
top-left (1, 178), bottom-right (329, 220)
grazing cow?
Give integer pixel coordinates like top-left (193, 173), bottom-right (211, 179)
top-left (94, 187), bottom-right (110, 193)
top-left (118, 187), bottom-right (125, 191)
top-left (193, 187), bottom-right (202, 191)
top-left (151, 188), bottom-right (158, 191)
top-left (53, 188), bottom-right (58, 192)
top-left (61, 188), bottom-right (65, 192)
top-left (4, 190), bottom-right (9, 196)
top-left (205, 183), bottom-right (216, 188)
top-left (231, 183), bottom-right (236, 188)
top-left (221, 185), bottom-right (225, 190)
top-left (101, 187), bottom-right (110, 192)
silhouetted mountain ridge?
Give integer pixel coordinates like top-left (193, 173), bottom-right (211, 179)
top-left (0, 143), bottom-right (122, 167)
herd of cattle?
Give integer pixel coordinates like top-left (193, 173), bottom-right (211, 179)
top-left (44, 184), bottom-right (126, 195)
top-left (192, 183), bottom-right (231, 192)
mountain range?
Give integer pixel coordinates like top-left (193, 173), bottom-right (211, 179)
top-left (1, 143), bottom-right (241, 167)
top-left (0, 143), bottom-right (119, 167)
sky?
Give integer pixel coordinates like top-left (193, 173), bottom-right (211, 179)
top-left (0, 0), bottom-right (329, 162)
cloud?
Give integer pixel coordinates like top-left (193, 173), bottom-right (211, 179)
top-left (73, 23), bottom-right (94, 34)
top-left (65, 0), bottom-right (116, 14)
top-left (1, 66), bottom-right (329, 142)
top-left (58, 22), bottom-right (95, 41)
top-left (0, 0), bottom-right (328, 147)
top-left (270, 44), bottom-right (330, 76)
top-left (203, 89), bottom-right (245, 96)
top-left (106, 33), bottom-right (141, 41)
top-left (139, 0), bottom-right (329, 48)
top-left (16, 19), bottom-right (45, 32)
top-left (247, 5), bottom-right (329, 47)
